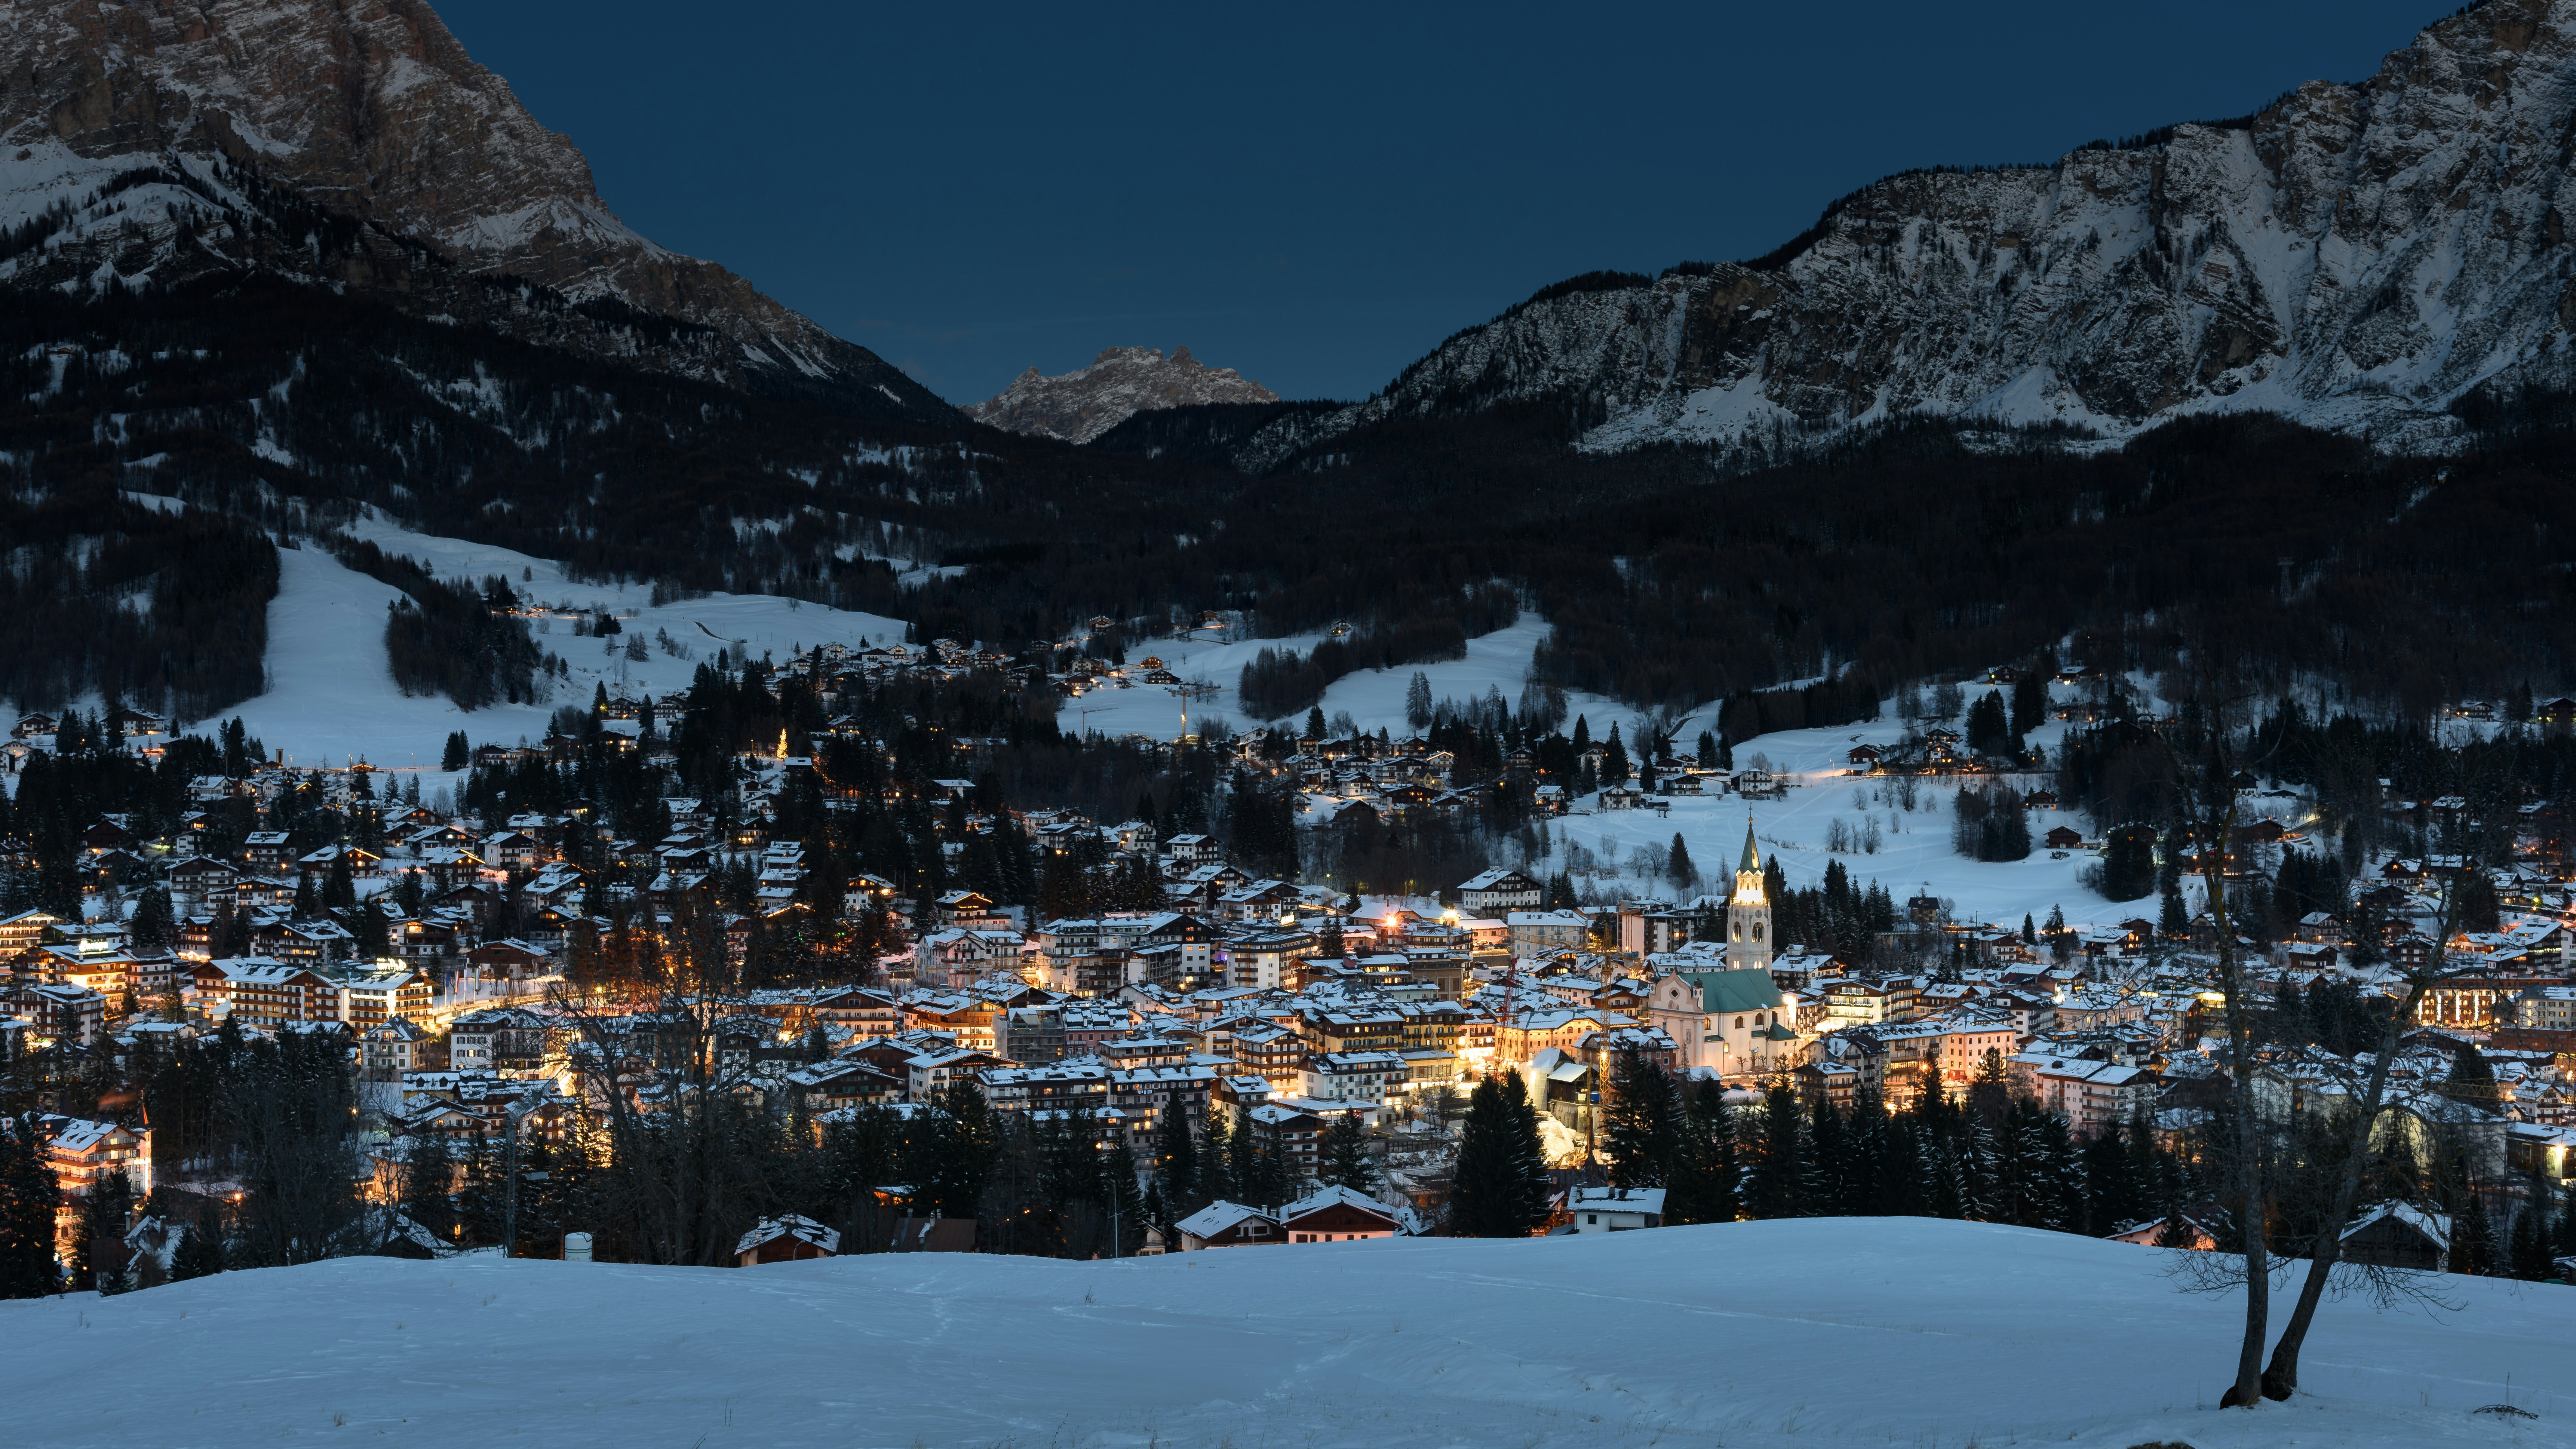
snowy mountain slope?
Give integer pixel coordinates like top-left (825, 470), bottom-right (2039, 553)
top-left (1238, 0), bottom-right (2576, 467)
top-left (968, 345), bottom-right (1280, 443)
top-left (218, 512), bottom-right (904, 773)
top-left (0, 0), bottom-right (949, 422)
top-left (3, 1220), bottom-right (2567, 1449)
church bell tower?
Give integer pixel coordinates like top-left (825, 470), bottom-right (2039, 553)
top-left (1727, 817), bottom-right (1772, 974)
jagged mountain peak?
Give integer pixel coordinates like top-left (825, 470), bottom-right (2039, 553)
top-left (0, 0), bottom-right (950, 421)
top-left (968, 344), bottom-right (1278, 443)
top-left (1231, 0), bottom-right (2576, 469)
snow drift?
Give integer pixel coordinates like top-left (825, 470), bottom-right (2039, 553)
top-left (3, 1218), bottom-right (2567, 1448)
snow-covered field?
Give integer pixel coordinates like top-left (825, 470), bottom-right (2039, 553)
top-left (1528, 708), bottom-right (2119, 934)
top-left (1069, 614), bottom-right (1629, 744)
top-left (212, 512), bottom-right (903, 773)
top-left (4, 1219), bottom-right (2566, 1449)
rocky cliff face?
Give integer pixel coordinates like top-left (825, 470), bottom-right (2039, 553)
top-left (0, 0), bottom-right (949, 421)
top-left (1241, 0), bottom-right (2576, 467)
top-left (968, 346), bottom-right (1277, 443)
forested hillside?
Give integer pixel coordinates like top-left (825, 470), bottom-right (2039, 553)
top-left (13, 0), bottom-right (2576, 728)
top-left (11, 260), bottom-right (2576, 727)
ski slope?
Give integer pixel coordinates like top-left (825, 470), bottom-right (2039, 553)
top-left (2, 1219), bottom-right (2565, 1449)
top-left (1066, 614), bottom-right (1629, 745)
top-left (215, 513), bottom-right (905, 774)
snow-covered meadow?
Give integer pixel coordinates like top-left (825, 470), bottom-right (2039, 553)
top-left (1519, 713), bottom-right (2110, 935)
top-left (206, 510), bottom-right (903, 774)
top-left (3, 1219), bottom-right (2566, 1449)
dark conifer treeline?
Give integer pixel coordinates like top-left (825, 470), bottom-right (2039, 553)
top-left (1234, 587), bottom-right (1515, 721)
top-left (331, 538), bottom-right (548, 709)
top-left (0, 489), bottom-right (276, 718)
top-left (1600, 1047), bottom-right (2190, 1238)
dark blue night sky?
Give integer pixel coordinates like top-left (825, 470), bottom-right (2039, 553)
top-left (437, 0), bottom-right (2446, 405)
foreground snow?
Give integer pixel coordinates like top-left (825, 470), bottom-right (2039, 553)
top-left (4, 1220), bottom-right (2567, 1448)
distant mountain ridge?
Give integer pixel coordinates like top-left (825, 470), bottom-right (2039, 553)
top-left (968, 346), bottom-right (1277, 443)
top-left (0, 0), bottom-right (950, 422)
top-left (1226, 0), bottom-right (2576, 469)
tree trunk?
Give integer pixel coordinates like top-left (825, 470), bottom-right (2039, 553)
top-left (2204, 810), bottom-right (2270, 1410)
top-left (2259, 975), bottom-right (2432, 1397)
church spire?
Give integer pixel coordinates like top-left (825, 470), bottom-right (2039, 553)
top-left (1726, 814), bottom-right (1773, 971)
top-left (1730, 817), bottom-right (1766, 908)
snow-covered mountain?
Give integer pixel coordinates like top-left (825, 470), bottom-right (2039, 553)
top-left (1238, 0), bottom-right (2576, 466)
top-left (0, 0), bottom-right (949, 422)
top-left (968, 345), bottom-right (1278, 443)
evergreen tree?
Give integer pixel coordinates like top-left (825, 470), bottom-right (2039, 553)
top-left (2451, 1192), bottom-right (2498, 1276)
top-left (1600, 726), bottom-right (1631, 788)
top-left (2506, 1186), bottom-right (2555, 1281)
top-left (1226, 1112), bottom-right (1289, 1208)
top-left (2153, 1202), bottom-right (2200, 1250)
top-left (169, 1209), bottom-right (226, 1281)
top-left (1843, 1086), bottom-right (1889, 1214)
top-left (1666, 832), bottom-right (1698, 892)
top-left (129, 886), bottom-right (175, 953)
top-left (1404, 672), bottom-right (1434, 731)
top-left (2009, 669), bottom-right (2048, 739)
top-left (2095, 825), bottom-right (2157, 902)
top-left (1878, 1118), bottom-right (1930, 1217)
top-left (440, 731), bottom-right (470, 771)
top-left (455, 1130), bottom-right (506, 1247)
top-left (1196, 1112), bottom-right (1235, 1203)
top-left (2444, 1041), bottom-right (2502, 1110)
top-left (2158, 882), bottom-right (2188, 938)
top-left (1317, 1115), bottom-right (1378, 1191)
top-left (403, 1130), bottom-right (458, 1242)
top-left (1925, 1131), bottom-right (1968, 1220)
top-left (1450, 1075), bottom-right (1547, 1237)
top-left (1152, 1101), bottom-right (1198, 1207)
top-left (2081, 1123), bottom-right (2143, 1235)
top-left (72, 1167), bottom-right (135, 1292)
top-left (1965, 690), bottom-right (2016, 756)
top-left (1501, 1074), bottom-right (1553, 1230)
top-left (1965, 1049), bottom-right (2010, 1128)
top-left (0, 1117), bottom-right (61, 1297)
top-left (1316, 915), bottom-right (1345, 959)
top-left (1803, 1089), bottom-right (1847, 1215)
top-left (1955, 1119), bottom-right (1999, 1222)
top-left (1665, 1081), bottom-right (1741, 1225)
top-left (1744, 1082), bottom-right (1805, 1219)
top-left (323, 852), bottom-right (357, 910)
top-left (924, 1081), bottom-right (1002, 1221)
top-left (1601, 1047), bottom-right (1683, 1189)
top-left (1099, 1146), bottom-right (1147, 1258)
